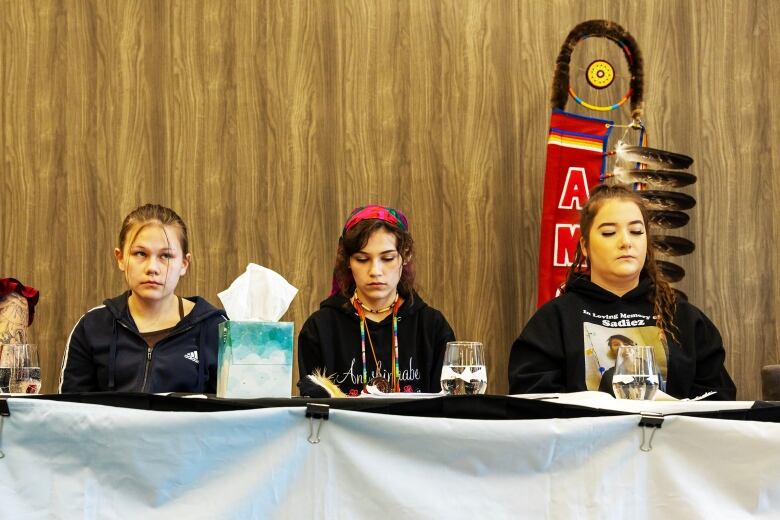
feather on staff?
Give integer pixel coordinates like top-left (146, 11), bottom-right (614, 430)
top-left (648, 209), bottom-right (690, 229)
top-left (652, 235), bottom-right (696, 256)
top-left (608, 168), bottom-right (697, 188)
top-left (657, 260), bottom-right (685, 283)
top-left (612, 141), bottom-right (694, 170)
top-left (639, 190), bottom-right (696, 211)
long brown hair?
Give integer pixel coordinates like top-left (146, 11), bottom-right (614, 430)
top-left (332, 219), bottom-right (416, 299)
top-left (564, 184), bottom-right (677, 341)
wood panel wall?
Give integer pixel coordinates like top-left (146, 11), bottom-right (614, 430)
top-left (1, 0), bottom-right (777, 399)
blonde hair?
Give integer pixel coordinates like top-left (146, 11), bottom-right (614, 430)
top-left (119, 204), bottom-right (189, 255)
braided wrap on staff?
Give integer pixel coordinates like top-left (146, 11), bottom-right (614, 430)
top-left (551, 19), bottom-right (645, 123)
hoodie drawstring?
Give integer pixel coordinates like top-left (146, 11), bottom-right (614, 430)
top-left (108, 320), bottom-right (118, 390)
top-left (197, 324), bottom-right (206, 391)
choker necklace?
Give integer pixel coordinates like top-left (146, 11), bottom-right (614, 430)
top-left (353, 292), bottom-right (402, 393)
top-left (354, 292), bottom-right (398, 314)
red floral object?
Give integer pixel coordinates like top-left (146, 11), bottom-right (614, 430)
top-left (0, 278), bottom-right (39, 325)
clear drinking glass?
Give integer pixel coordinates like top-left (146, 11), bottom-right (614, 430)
top-left (612, 345), bottom-right (659, 400)
top-left (0, 344), bottom-right (41, 394)
top-left (440, 341), bottom-right (487, 395)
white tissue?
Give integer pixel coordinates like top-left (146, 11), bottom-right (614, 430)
top-left (218, 263), bottom-right (298, 321)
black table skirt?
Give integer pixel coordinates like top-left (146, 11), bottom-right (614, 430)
top-left (9, 392), bottom-right (780, 423)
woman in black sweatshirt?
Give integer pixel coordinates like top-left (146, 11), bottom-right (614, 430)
top-left (509, 184), bottom-right (736, 400)
top-left (298, 205), bottom-right (455, 396)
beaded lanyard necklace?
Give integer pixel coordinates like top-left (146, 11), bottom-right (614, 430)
top-left (353, 292), bottom-right (402, 393)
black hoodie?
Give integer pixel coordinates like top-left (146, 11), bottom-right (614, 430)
top-left (508, 275), bottom-right (736, 400)
top-left (298, 292), bottom-right (455, 395)
top-left (59, 292), bottom-right (227, 393)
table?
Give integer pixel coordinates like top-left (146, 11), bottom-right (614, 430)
top-left (1, 393), bottom-right (778, 518)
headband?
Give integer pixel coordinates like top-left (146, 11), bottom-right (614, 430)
top-left (342, 205), bottom-right (409, 236)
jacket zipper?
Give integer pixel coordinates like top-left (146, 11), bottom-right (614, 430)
top-left (117, 321), bottom-right (198, 392)
top-left (141, 347), bottom-right (152, 392)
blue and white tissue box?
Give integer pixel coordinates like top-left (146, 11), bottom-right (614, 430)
top-left (217, 321), bottom-right (294, 398)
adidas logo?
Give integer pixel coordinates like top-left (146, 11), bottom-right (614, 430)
top-left (184, 351), bottom-right (199, 364)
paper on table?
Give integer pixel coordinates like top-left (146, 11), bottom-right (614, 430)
top-left (653, 389), bottom-right (678, 401)
top-left (511, 390), bottom-right (751, 414)
top-left (359, 385), bottom-right (445, 399)
top-left (680, 391), bottom-right (717, 401)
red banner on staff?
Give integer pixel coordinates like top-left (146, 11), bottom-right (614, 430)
top-left (537, 109), bottom-right (613, 307)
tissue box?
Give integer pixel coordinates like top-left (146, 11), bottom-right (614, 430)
top-left (217, 321), bottom-right (294, 398)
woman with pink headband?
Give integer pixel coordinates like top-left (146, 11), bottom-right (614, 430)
top-left (298, 205), bottom-right (455, 396)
